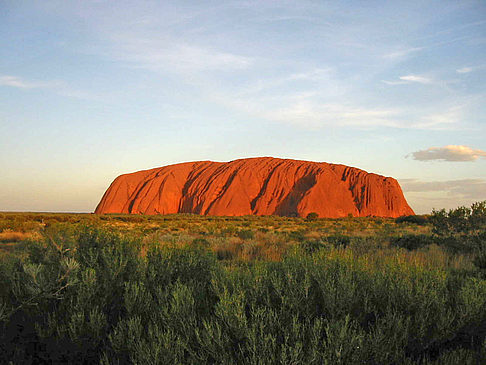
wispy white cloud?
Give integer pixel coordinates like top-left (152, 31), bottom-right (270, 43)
top-left (383, 47), bottom-right (423, 59)
top-left (261, 100), bottom-right (400, 129)
top-left (409, 106), bottom-right (465, 130)
top-left (382, 73), bottom-right (460, 92)
top-left (110, 35), bottom-right (252, 73)
top-left (457, 67), bottom-right (473, 74)
top-left (288, 68), bottom-right (334, 81)
top-left (381, 80), bottom-right (409, 85)
top-left (401, 178), bottom-right (486, 213)
top-left (61, 1), bottom-right (481, 134)
top-left (232, 67), bottom-right (339, 97)
top-left (210, 85), bottom-right (403, 129)
top-left (215, 86), bottom-right (475, 131)
top-left (456, 64), bottom-right (486, 73)
top-left (0, 74), bottom-right (103, 101)
top-left (399, 75), bottom-right (432, 84)
top-left (382, 74), bottom-right (433, 85)
top-left (0, 75), bottom-right (61, 89)
top-left (410, 145), bottom-right (486, 162)
top-left (400, 178), bottom-right (486, 199)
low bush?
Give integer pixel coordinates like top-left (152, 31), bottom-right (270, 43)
top-left (395, 215), bottom-right (429, 225)
top-left (0, 205), bottom-right (485, 364)
top-left (300, 239), bottom-right (324, 254)
top-left (391, 234), bottom-right (434, 251)
top-left (191, 237), bottom-right (211, 248)
top-left (325, 234), bottom-right (351, 248)
top-left (287, 229), bottom-right (307, 242)
top-left (306, 212), bottom-right (319, 221)
top-left (430, 201), bottom-right (486, 238)
top-left (237, 229), bottom-right (254, 240)
top-left (430, 202), bottom-right (486, 261)
top-left (473, 237), bottom-right (486, 273)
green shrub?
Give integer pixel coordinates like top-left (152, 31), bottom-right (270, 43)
top-left (429, 201), bottom-right (486, 256)
top-left (1, 214), bottom-right (486, 363)
top-left (300, 239), bottom-right (324, 254)
top-left (325, 234), bottom-right (351, 248)
top-left (395, 215), bottom-right (429, 225)
top-left (287, 230), bottom-right (307, 242)
top-left (237, 229), bottom-right (254, 240)
top-left (473, 237), bottom-right (486, 273)
top-left (430, 201), bottom-right (486, 238)
top-left (391, 234), bottom-right (434, 251)
top-left (191, 237), bottom-right (210, 248)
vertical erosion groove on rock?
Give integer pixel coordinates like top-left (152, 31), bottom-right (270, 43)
top-left (95, 157), bottom-right (414, 218)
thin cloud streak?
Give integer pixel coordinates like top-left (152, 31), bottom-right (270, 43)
top-left (457, 67), bottom-right (473, 74)
top-left (381, 80), bottom-right (409, 85)
top-left (0, 75), bottom-right (105, 102)
top-left (262, 101), bottom-right (400, 129)
top-left (410, 145), bottom-right (486, 162)
top-left (401, 178), bottom-right (486, 213)
top-left (109, 34), bottom-right (253, 73)
top-left (0, 75), bottom-right (61, 89)
top-left (217, 89), bottom-right (470, 130)
top-left (400, 75), bottom-right (432, 84)
top-left (409, 106), bottom-right (464, 130)
top-left (382, 75), bottom-right (433, 86)
top-left (383, 47), bottom-right (424, 59)
top-left (456, 64), bottom-right (486, 73)
top-left (401, 178), bottom-right (486, 200)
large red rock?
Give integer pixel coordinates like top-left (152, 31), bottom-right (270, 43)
top-left (95, 157), bottom-right (414, 218)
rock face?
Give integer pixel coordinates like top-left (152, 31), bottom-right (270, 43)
top-left (95, 157), bottom-right (414, 218)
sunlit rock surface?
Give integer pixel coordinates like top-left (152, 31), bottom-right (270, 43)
top-left (95, 157), bottom-right (414, 218)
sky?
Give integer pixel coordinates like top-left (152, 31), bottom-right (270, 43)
top-left (1, 0), bottom-right (485, 214)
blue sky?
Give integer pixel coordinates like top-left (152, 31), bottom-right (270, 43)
top-left (1, 0), bottom-right (485, 214)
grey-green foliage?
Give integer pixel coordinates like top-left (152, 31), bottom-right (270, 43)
top-left (430, 201), bottom-right (486, 273)
top-left (1, 225), bottom-right (486, 364)
top-left (431, 201), bottom-right (486, 237)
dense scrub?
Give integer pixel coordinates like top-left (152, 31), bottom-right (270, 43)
top-left (0, 202), bottom-right (485, 364)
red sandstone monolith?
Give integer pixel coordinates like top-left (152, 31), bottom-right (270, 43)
top-left (95, 157), bottom-right (414, 218)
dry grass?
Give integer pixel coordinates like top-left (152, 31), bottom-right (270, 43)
top-left (0, 230), bottom-right (33, 242)
top-left (0, 212), bottom-right (451, 268)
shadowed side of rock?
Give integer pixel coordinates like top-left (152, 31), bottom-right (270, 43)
top-left (95, 157), bottom-right (414, 218)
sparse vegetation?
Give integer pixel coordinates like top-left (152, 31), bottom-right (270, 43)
top-left (306, 212), bottom-right (319, 221)
top-left (395, 214), bottom-right (429, 225)
top-left (0, 202), bottom-right (485, 364)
